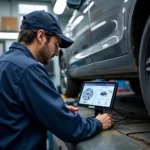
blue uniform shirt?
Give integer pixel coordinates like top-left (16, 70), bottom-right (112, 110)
top-left (0, 42), bottom-right (102, 150)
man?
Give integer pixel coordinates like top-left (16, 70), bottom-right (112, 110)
top-left (0, 10), bottom-right (113, 149)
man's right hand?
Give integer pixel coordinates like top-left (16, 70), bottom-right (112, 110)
top-left (95, 113), bottom-right (113, 130)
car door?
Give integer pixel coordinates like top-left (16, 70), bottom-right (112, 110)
top-left (68, 0), bottom-right (93, 70)
top-left (89, 0), bottom-right (128, 62)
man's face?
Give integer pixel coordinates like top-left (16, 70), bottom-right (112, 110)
top-left (38, 35), bottom-right (61, 65)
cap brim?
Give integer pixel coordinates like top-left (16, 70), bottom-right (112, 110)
top-left (56, 33), bottom-right (74, 48)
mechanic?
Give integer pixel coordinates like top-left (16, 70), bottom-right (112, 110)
top-left (0, 10), bottom-right (113, 149)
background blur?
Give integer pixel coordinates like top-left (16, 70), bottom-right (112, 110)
top-left (0, 0), bottom-right (73, 89)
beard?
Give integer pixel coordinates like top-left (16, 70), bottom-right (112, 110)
top-left (37, 43), bottom-right (52, 65)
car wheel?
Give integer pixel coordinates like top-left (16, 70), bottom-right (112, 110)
top-left (139, 16), bottom-right (150, 115)
top-left (129, 79), bottom-right (141, 95)
top-left (60, 55), bottom-right (82, 97)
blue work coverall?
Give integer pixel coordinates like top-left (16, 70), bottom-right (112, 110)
top-left (0, 42), bottom-right (102, 150)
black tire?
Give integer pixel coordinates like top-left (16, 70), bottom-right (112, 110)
top-left (129, 79), bottom-right (141, 95)
top-left (139, 16), bottom-right (150, 115)
top-left (60, 55), bottom-right (82, 97)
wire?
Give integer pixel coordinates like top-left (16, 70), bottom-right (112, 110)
top-left (112, 108), bottom-right (150, 137)
top-left (127, 131), bottom-right (150, 136)
top-left (114, 128), bottom-right (150, 137)
top-left (113, 108), bottom-right (126, 117)
top-left (114, 118), bottom-right (134, 125)
top-left (112, 108), bottom-right (150, 125)
top-left (112, 108), bottom-right (129, 123)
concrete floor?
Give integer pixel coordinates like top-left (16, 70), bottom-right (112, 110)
top-left (49, 92), bottom-right (150, 150)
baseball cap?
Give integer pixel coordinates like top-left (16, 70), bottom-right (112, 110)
top-left (21, 10), bottom-right (74, 48)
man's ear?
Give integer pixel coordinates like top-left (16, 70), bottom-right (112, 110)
top-left (37, 30), bottom-right (46, 44)
top-left (41, 36), bottom-right (46, 43)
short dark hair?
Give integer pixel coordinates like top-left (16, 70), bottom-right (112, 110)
top-left (18, 30), bottom-right (36, 44)
top-left (17, 29), bottom-right (53, 45)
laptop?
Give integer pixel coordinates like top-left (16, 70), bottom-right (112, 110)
top-left (78, 81), bottom-right (118, 111)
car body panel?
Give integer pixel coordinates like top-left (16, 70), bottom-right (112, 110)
top-left (90, 0), bottom-right (125, 62)
top-left (65, 0), bottom-right (137, 73)
top-left (66, 0), bottom-right (138, 78)
top-left (70, 52), bottom-right (138, 79)
top-left (68, 1), bottom-right (93, 69)
top-left (126, 0), bottom-right (138, 54)
top-left (60, 0), bottom-right (150, 114)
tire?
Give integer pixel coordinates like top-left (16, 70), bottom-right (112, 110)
top-left (129, 79), bottom-right (141, 95)
top-left (60, 55), bottom-right (82, 97)
top-left (139, 16), bottom-right (150, 115)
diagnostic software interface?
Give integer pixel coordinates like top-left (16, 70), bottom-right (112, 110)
top-left (79, 82), bottom-right (116, 107)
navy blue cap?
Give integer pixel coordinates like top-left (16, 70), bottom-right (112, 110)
top-left (21, 10), bottom-right (73, 48)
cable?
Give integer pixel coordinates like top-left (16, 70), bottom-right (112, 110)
top-left (114, 128), bottom-right (150, 137)
top-left (116, 120), bottom-right (150, 125)
top-left (112, 108), bottom-right (150, 140)
top-left (113, 108), bottom-right (126, 117)
top-left (112, 108), bottom-right (129, 123)
top-left (127, 131), bottom-right (150, 136)
top-left (114, 118), bottom-right (134, 125)
top-left (112, 108), bottom-right (150, 125)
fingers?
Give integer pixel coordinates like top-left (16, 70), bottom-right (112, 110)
top-left (70, 106), bottom-right (79, 111)
top-left (96, 113), bottom-right (110, 121)
top-left (97, 113), bottom-right (112, 118)
top-left (106, 119), bottom-right (113, 125)
top-left (74, 107), bottom-right (79, 111)
top-left (95, 113), bottom-right (113, 130)
top-left (67, 105), bottom-right (79, 113)
top-left (102, 123), bottom-right (112, 130)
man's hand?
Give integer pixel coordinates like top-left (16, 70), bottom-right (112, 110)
top-left (95, 113), bottom-right (113, 130)
top-left (67, 106), bottom-right (79, 114)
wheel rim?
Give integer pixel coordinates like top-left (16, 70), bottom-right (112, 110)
top-left (60, 58), bottom-right (68, 93)
top-left (145, 39), bottom-right (150, 85)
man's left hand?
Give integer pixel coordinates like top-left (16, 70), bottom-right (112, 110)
top-left (67, 106), bottom-right (79, 113)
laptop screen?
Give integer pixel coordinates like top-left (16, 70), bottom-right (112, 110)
top-left (78, 82), bottom-right (118, 109)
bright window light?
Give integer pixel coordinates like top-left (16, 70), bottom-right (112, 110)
top-left (18, 4), bottom-right (48, 27)
top-left (0, 32), bottom-right (19, 40)
top-left (19, 4), bottom-right (48, 14)
top-left (53, 0), bottom-right (67, 15)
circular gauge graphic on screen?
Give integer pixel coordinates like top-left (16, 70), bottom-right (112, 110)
top-left (82, 88), bottom-right (93, 100)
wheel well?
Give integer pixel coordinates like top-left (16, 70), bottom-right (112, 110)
top-left (132, 0), bottom-right (150, 66)
top-left (59, 49), bottom-right (63, 66)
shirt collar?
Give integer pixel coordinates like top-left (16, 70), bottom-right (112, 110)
top-left (9, 42), bottom-right (35, 60)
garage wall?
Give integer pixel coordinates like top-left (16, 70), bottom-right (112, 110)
top-left (0, 1), bottom-right (15, 30)
top-left (0, 0), bottom-right (61, 88)
top-left (0, 1), bottom-right (54, 30)
top-left (0, 0), bottom-right (70, 30)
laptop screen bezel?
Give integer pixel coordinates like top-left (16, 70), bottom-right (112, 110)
top-left (78, 81), bottom-right (118, 110)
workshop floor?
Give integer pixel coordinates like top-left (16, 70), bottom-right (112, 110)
top-left (48, 92), bottom-right (150, 150)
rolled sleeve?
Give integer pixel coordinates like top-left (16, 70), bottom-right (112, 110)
top-left (17, 64), bottom-right (102, 142)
